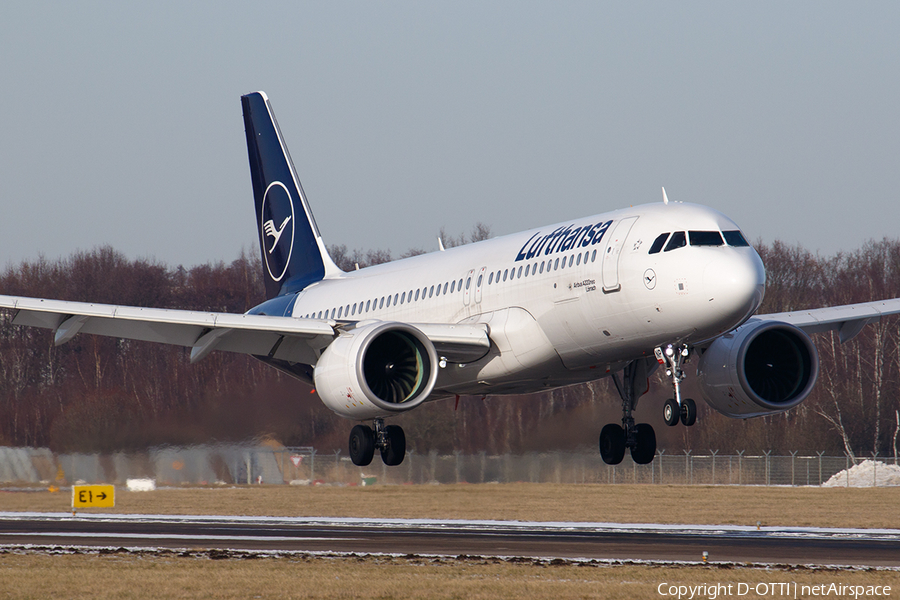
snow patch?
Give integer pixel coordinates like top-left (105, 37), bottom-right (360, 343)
top-left (126, 478), bottom-right (156, 492)
top-left (822, 460), bottom-right (900, 487)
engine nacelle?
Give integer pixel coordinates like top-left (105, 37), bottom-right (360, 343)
top-left (697, 320), bottom-right (819, 418)
top-left (314, 321), bottom-right (439, 419)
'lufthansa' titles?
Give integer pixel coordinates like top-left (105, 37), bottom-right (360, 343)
top-left (514, 220), bottom-right (613, 262)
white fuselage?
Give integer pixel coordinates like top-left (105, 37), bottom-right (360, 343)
top-left (290, 202), bottom-right (765, 399)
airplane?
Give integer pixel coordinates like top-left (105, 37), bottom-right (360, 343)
top-left (3, 91), bottom-right (900, 468)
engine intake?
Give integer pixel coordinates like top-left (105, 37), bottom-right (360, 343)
top-left (314, 322), bottom-right (438, 419)
top-left (697, 320), bottom-right (819, 418)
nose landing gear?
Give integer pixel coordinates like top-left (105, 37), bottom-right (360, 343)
top-left (657, 344), bottom-right (697, 427)
top-left (348, 418), bottom-right (407, 467)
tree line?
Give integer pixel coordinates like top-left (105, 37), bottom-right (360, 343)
top-left (1, 231), bottom-right (898, 459)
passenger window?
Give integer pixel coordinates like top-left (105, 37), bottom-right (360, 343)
top-left (351, 304), bottom-right (357, 316)
top-left (554, 258), bottom-right (559, 270)
top-left (649, 233), bottom-right (670, 254)
top-left (338, 306), bottom-right (343, 318)
top-left (524, 265), bottom-right (529, 277)
top-left (465, 277), bottom-right (471, 290)
top-left (379, 297), bottom-right (385, 309)
top-left (723, 230), bottom-right (750, 247)
top-left (576, 253), bottom-right (581, 266)
top-left (568, 255), bottom-right (574, 267)
top-left (517, 266), bottom-right (523, 278)
top-left (539, 261), bottom-right (545, 273)
top-left (401, 292), bottom-right (406, 304)
top-left (451, 281), bottom-right (456, 293)
top-left (443, 282), bottom-right (448, 294)
top-left (429, 285), bottom-right (434, 298)
top-left (489, 272), bottom-right (494, 285)
top-left (477, 273), bottom-right (483, 287)
top-left (689, 231), bottom-right (724, 246)
top-left (664, 231), bottom-right (687, 252)
top-left (503, 269), bottom-right (508, 281)
top-left (415, 289), bottom-right (420, 301)
top-left (458, 278), bottom-right (463, 290)
top-left (366, 300), bottom-right (371, 312)
top-left (591, 249), bottom-right (597, 262)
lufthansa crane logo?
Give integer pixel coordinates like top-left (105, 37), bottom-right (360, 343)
top-left (264, 216), bottom-right (292, 253)
top-left (261, 181), bottom-right (295, 282)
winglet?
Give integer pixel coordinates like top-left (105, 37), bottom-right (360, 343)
top-left (242, 92), bottom-right (343, 300)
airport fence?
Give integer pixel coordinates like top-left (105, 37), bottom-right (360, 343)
top-left (1, 445), bottom-right (899, 488)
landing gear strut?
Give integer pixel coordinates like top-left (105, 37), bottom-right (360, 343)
top-left (349, 419), bottom-right (407, 467)
top-left (657, 344), bottom-right (697, 427)
top-left (599, 358), bottom-right (657, 465)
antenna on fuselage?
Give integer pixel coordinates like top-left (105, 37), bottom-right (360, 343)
top-left (662, 187), bottom-right (669, 205)
top-left (438, 237), bottom-right (445, 252)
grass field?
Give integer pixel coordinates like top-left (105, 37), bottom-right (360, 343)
top-left (0, 550), bottom-right (897, 600)
top-left (2, 483), bottom-right (899, 529)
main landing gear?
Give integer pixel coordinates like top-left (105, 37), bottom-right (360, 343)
top-left (599, 358), bottom-right (657, 465)
top-left (349, 418), bottom-right (406, 467)
top-left (658, 344), bottom-right (697, 428)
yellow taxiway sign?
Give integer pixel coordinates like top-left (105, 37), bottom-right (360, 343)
top-left (72, 485), bottom-right (115, 508)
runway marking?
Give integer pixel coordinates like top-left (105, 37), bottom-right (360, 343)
top-left (0, 532), bottom-right (352, 543)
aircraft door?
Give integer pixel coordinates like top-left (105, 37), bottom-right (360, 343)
top-left (463, 269), bottom-right (475, 306)
top-left (474, 267), bottom-right (486, 304)
top-left (602, 216), bottom-right (638, 293)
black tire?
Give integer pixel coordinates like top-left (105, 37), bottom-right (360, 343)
top-left (380, 425), bottom-right (406, 466)
top-left (630, 423), bottom-right (656, 465)
top-left (349, 425), bottom-right (375, 466)
top-left (663, 398), bottom-right (680, 426)
top-left (680, 398), bottom-right (697, 427)
top-left (599, 423), bottom-right (626, 465)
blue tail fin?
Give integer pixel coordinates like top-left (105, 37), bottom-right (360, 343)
top-left (241, 91), bottom-right (342, 299)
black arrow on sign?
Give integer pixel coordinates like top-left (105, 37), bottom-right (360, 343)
top-left (96, 492), bottom-right (107, 500)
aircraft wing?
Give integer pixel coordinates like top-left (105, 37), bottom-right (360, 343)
top-left (754, 298), bottom-right (900, 343)
top-left (0, 295), bottom-right (491, 365)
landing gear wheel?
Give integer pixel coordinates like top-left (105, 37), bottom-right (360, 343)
top-left (599, 424), bottom-right (626, 465)
top-left (630, 423), bottom-right (656, 464)
top-left (349, 424), bottom-right (375, 466)
top-left (663, 398), bottom-right (680, 426)
top-left (380, 425), bottom-right (406, 466)
top-left (680, 398), bottom-right (697, 427)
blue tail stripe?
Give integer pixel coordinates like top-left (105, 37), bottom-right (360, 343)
top-left (242, 92), bottom-right (325, 299)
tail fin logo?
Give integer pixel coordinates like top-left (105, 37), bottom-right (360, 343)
top-left (264, 215), bottom-right (292, 253)
top-left (260, 181), bottom-right (295, 282)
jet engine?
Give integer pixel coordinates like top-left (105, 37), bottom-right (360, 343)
top-left (697, 320), bottom-right (819, 418)
top-left (313, 322), bottom-right (439, 419)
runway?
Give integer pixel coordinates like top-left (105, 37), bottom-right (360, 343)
top-left (2, 513), bottom-right (899, 567)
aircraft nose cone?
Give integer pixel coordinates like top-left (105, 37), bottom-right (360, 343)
top-left (702, 250), bottom-right (766, 328)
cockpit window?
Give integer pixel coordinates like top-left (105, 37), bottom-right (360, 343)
top-left (689, 231), bottom-right (724, 246)
top-left (723, 230), bottom-right (749, 247)
top-left (648, 233), bottom-right (670, 254)
top-left (664, 231), bottom-right (687, 252)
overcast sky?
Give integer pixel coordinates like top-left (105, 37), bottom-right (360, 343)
top-left (2, 2), bottom-right (898, 269)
